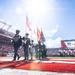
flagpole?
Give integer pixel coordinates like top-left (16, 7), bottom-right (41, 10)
top-left (30, 21), bottom-right (32, 41)
top-left (36, 25), bottom-right (38, 43)
top-left (26, 13), bottom-right (32, 41)
top-left (25, 13), bottom-right (27, 34)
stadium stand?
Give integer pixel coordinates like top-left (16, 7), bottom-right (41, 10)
top-left (0, 28), bottom-right (23, 56)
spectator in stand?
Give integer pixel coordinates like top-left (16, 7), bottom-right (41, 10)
top-left (22, 33), bottom-right (30, 60)
top-left (12, 30), bottom-right (22, 61)
top-left (59, 50), bottom-right (63, 56)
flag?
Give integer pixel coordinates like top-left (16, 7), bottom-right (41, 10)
top-left (41, 30), bottom-right (46, 42)
top-left (37, 27), bottom-right (42, 40)
top-left (26, 14), bottom-right (31, 31)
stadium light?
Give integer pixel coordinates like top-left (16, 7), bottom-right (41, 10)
top-left (2, 24), bottom-right (6, 28)
top-left (0, 19), bottom-right (12, 31)
top-left (7, 25), bottom-right (12, 31)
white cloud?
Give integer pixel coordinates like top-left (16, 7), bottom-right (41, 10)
top-left (45, 25), bottom-right (59, 38)
top-left (44, 25), bottom-right (62, 48)
top-left (45, 37), bottom-right (62, 48)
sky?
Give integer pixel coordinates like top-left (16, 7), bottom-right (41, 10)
top-left (0, 0), bottom-right (75, 48)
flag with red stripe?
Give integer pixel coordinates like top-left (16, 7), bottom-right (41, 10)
top-left (26, 14), bottom-right (31, 31)
top-left (37, 27), bottom-right (42, 40)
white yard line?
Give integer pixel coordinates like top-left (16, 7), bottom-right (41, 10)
top-left (33, 60), bottom-right (75, 64)
top-left (1, 57), bottom-right (75, 64)
top-left (0, 68), bottom-right (75, 75)
top-left (0, 58), bottom-right (75, 75)
top-left (50, 59), bottom-right (75, 60)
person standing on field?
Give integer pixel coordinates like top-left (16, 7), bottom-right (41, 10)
top-left (22, 33), bottom-right (30, 60)
top-left (12, 30), bottom-right (22, 61)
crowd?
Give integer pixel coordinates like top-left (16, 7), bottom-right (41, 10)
top-left (0, 28), bottom-right (14, 37)
top-left (0, 44), bottom-right (13, 56)
top-left (59, 49), bottom-right (75, 57)
top-left (0, 44), bottom-right (24, 57)
top-left (46, 49), bottom-right (75, 57)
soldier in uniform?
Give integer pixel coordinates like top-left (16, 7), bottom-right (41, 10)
top-left (38, 41), bottom-right (42, 59)
top-left (41, 41), bottom-right (46, 59)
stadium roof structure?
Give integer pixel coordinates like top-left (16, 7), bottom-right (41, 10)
top-left (0, 19), bottom-right (11, 31)
top-left (61, 39), bottom-right (75, 42)
top-left (0, 33), bottom-right (12, 39)
top-left (0, 28), bottom-right (14, 38)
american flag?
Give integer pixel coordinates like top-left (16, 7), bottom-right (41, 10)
top-left (26, 14), bottom-right (31, 31)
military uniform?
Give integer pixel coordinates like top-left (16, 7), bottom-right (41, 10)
top-left (41, 43), bottom-right (46, 59)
